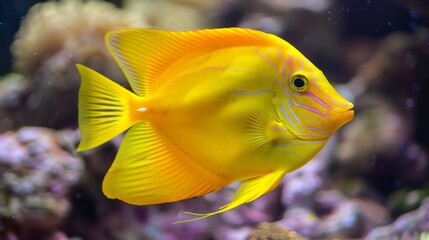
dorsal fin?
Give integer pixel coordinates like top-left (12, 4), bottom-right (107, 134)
top-left (105, 28), bottom-right (282, 96)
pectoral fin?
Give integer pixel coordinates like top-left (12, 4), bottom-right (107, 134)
top-left (175, 170), bottom-right (285, 223)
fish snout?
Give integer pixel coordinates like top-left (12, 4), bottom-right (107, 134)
top-left (328, 104), bottom-right (354, 126)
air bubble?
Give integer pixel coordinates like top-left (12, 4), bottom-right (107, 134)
top-left (405, 98), bottom-right (414, 109)
top-left (409, 10), bottom-right (418, 19)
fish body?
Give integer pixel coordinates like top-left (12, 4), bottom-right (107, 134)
top-left (76, 28), bottom-right (353, 222)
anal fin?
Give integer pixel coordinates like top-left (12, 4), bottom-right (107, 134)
top-left (175, 170), bottom-right (285, 223)
top-left (102, 122), bottom-right (227, 205)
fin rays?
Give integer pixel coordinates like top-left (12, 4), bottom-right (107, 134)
top-left (106, 28), bottom-right (283, 96)
top-left (175, 170), bottom-right (285, 223)
top-left (76, 64), bottom-right (139, 151)
top-left (77, 28), bottom-right (311, 223)
top-left (102, 122), bottom-right (228, 205)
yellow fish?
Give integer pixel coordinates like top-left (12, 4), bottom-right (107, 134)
top-left (76, 28), bottom-right (353, 222)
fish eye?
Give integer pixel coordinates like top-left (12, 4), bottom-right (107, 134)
top-left (289, 75), bottom-right (309, 92)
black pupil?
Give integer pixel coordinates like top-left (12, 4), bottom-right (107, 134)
top-left (293, 78), bottom-right (305, 88)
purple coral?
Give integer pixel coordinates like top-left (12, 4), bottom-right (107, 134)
top-left (0, 127), bottom-right (83, 237)
top-left (366, 197), bottom-right (429, 239)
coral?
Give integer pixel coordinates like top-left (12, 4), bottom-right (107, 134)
top-left (247, 222), bottom-right (306, 240)
top-left (388, 185), bottom-right (429, 219)
top-left (345, 28), bottom-right (429, 101)
top-left (366, 197), bottom-right (429, 239)
top-left (256, 0), bottom-right (332, 13)
top-left (276, 143), bottom-right (388, 238)
top-left (0, 127), bottom-right (83, 238)
top-left (12, 0), bottom-right (140, 80)
top-left (278, 192), bottom-right (389, 238)
top-left (335, 28), bottom-right (429, 190)
top-left (335, 101), bottom-right (410, 173)
top-left (0, 73), bottom-right (30, 131)
top-left (10, 0), bottom-right (142, 128)
top-left (123, 0), bottom-right (220, 30)
top-left (1, 1), bottom-right (426, 239)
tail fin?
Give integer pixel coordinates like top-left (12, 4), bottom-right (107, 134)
top-left (76, 64), bottom-right (139, 152)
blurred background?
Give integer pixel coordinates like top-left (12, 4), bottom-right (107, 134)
top-left (0, 0), bottom-right (428, 239)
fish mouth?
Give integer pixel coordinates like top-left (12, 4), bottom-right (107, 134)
top-left (329, 107), bottom-right (354, 123)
